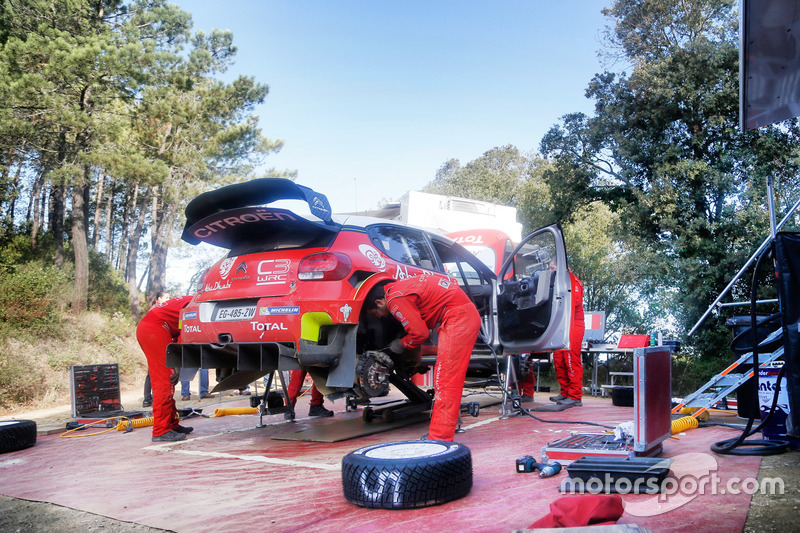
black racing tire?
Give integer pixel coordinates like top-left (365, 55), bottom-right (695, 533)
top-left (0, 420), bottom-right (37, 454)
top-left (612, 386), bottom-right (635, 407)
top-left (342, 440), bottom-right (472, 509)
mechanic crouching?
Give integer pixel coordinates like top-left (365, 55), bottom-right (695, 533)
top-left (366, 272), bottom-right (481, 441)
top-left (136, 295), bottom-right (195, 442)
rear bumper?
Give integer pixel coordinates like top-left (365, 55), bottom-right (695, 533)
top-left (167, 324), bottom-right (359, 389)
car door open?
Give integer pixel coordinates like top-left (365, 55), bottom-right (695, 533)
top-left (495, 224), bottom-right (571, 354)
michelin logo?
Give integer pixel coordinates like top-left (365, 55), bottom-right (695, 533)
top-left (260, 306), bottom-right (300, 316)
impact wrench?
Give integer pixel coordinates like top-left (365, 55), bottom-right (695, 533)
top-left (516, 455), bottom-right (563, 478)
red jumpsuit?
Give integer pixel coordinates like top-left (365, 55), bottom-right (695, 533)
top-left (384, 273), bottom-right (481, 441)
top-left (287, 370), bottom-right (324, 407)
top-left (553, 271), bottom-right (585, 400)
top-left (136, 295), bottom-right (193, 438)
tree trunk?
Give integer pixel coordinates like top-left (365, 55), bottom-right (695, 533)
top-left (147, 187), bottom-right (167, 298)
top-left (51, 183), bottom-right (66, 267)
top-left (29, 169), bottom-right (46, 250)
top-left (127, 186), bottom-right (150, 321)
top-left (104, 176), bottom-right (114, 261)
top-left (71, 174), bottom-right (90, 314)
top-left (119, 182), bottom-right (137, 275)
top-left (92, 174), bottom-right (105, 248)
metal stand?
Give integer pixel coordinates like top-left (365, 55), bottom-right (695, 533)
top-left (256, 370), bottom-right (292, 427)
top-left (499, 354), bottom-right (522, 418)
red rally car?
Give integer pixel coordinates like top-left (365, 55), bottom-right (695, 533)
top-left (167, 178), bottom-right (572, 411)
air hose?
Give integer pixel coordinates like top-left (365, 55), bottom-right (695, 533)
top-left (711, 244), bottom-right (789, 456)
top-left (671, 416), bottom-right (699, 434)
top-left (116, 416), bottom-right (154, 431)
top-left (210, 406), bottom-right (259, 417)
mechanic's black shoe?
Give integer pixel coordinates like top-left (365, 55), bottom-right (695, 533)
top-left (549, 394), bottom-right (566, 403)
top-left (199, 393), bottom-right (214, 399)
top-left (152, 430), bottom-right (186, 442)
top-left (142, 400), bottom-right (152, 408)
top-left (174, 425), bottom-right (194, 434)
top-left (181, 394), bottom-right (190, 401)
top-left (308, 405), bottom-right (333, 417)
top-left (520, 395), bottom-right (534, 403)
top-left (284, 411), bottom-right (295, 420)
top-left (556, 398), bottom-right (582, 407)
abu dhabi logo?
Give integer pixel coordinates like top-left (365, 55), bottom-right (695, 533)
top-left (359, 244), bottom-right (386, 271)
top-left (218, 256), bottom-right (237, 280)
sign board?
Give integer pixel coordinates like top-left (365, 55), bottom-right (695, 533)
top-left (741, 0), bottom-right (800, 130)
top-left (583, 311), bottom-right (606, 342)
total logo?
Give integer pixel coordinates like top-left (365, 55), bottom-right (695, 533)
top-left (451, 235), bottom-right (485, 245)
top-left (184, 325), bottom-right (202, 333)
top-left (250, 321), bottom-right (288, 331)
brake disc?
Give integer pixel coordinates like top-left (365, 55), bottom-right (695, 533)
top-left (355, 351), bottom-right (394, 397)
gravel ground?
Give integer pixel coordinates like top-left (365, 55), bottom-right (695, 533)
top-left (0, 495), bottom-right (170, 532)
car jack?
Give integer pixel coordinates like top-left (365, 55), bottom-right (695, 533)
top-left (361, 373), bottom-right (433, 423)
top-left (255, 370), bottom-right (293, 427)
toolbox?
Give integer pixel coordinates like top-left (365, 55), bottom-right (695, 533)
top-left (560, 456), bottom-right (673, 494)
top-left (542, 346), bottom-right (673, 464)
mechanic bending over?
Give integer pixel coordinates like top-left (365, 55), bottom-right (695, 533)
top-left (366, 272), bottom-right (481, 441)
top-left (136, 295), bottom-right (195, 442)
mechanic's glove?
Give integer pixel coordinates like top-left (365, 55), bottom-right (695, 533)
top-left (388, 339), bottom-right (405, 354)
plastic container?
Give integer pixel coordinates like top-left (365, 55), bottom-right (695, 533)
top-left (759, 361), bottom-right (799, 448)
top-left (726, 315), bottom-right (779, 420)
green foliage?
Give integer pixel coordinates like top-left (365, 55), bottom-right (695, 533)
top-left (87, 250), bottom-right (131, 314)
top-left (540, 0), bottom-right (800, 359)
top-left (0, 350), bottom-right (44, 408)
top-left (0, 261), bottom-right (69, 335)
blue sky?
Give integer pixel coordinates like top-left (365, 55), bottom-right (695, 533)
top-left (173, 0), bottom-right (614, 214)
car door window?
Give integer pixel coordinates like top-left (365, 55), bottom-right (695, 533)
top-left (369, 226), bottom-right (437, 270)
top-left (431, 238), bottom-right (494, 314)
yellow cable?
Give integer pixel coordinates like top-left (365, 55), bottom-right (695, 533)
top-left (60, 416), bottom-right (130, 439)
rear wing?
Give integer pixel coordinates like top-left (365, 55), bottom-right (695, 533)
top-left (182, 178), bottom-right (334, 245)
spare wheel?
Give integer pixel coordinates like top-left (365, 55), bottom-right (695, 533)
top-left (0, 420), bottom-right (37, 454)
top-left (341, 440), bottom-right (472, 509)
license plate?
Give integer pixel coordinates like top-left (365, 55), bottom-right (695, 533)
top-left (213, 304), bottom-right (257, 321)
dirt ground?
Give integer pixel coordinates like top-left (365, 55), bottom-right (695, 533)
top-left (742, 450), bottom-right (800, 533)
top-left (0, 495), bottom-right (170, 532)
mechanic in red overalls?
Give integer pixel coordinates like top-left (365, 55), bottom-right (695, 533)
top-left (368, 272), bottom-right (481, 441)
top-left (136, 295), bottom-right (194, 442)
top-left (549, 270), bottom-right (585, 408)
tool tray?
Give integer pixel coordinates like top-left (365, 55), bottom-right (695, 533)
top-left (560, 456), bottom-right (673, 494)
